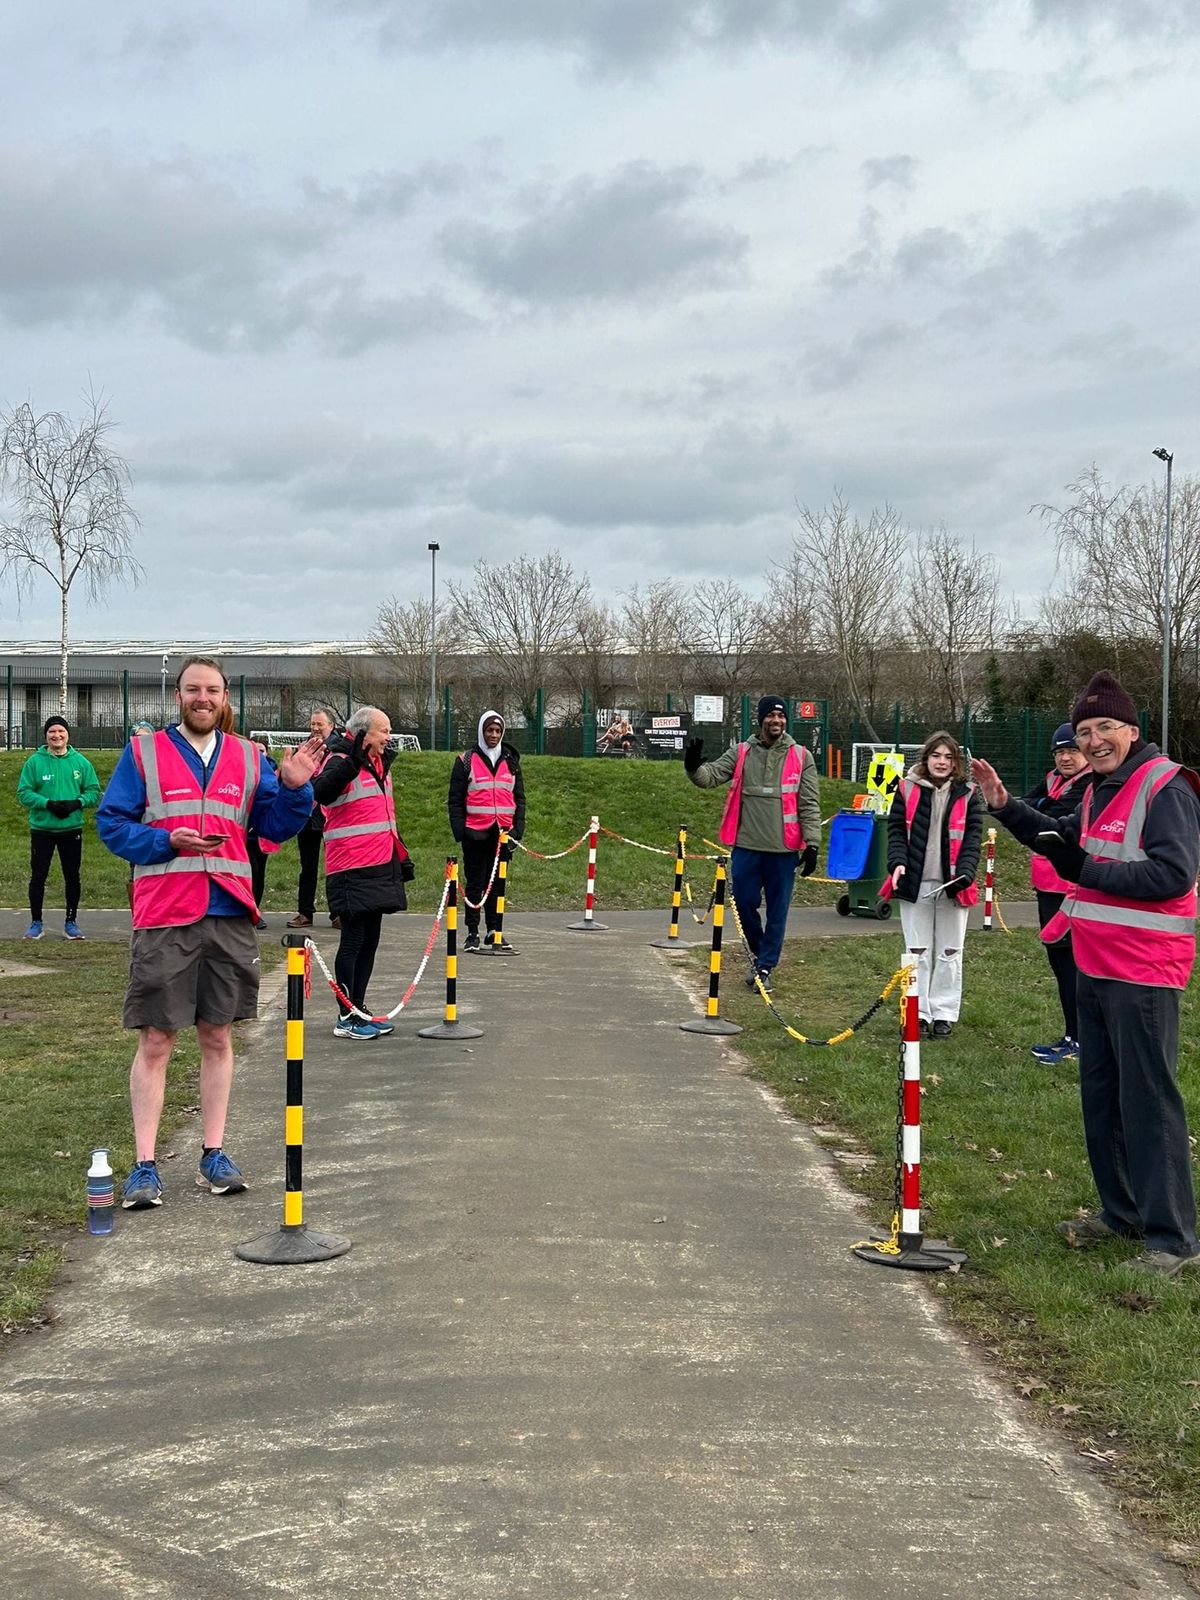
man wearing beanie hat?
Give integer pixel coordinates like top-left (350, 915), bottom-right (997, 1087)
top-left (17, 715), bottom-right (101, 940)
top-left (973, 670), bottom-right (1200, 1277)
top-left (684, 696), bottom-right (820, 993)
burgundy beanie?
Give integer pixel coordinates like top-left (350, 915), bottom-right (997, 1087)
top-left (1071, 671), bottom-right (1139, 729)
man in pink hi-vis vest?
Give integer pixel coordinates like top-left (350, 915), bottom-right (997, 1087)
top-left (685, 695), bottom-right (820, 994)
top-left (973, 670), bottom-right (1200, 1279)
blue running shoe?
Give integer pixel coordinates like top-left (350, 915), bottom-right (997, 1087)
top-left (64, 919), bottom-right (84, 940)
top-left (372, 1019), bottom-right (395, 1037)
top-left (333, 1014), bottom-right (379, 1039)
top-left (24, 920), bottom-right (43, 940)
top-left (121, 1161), bottom-right (164, 1209)
top-left (1034, 1036), bottom-right (1079, 1064)
top-left (196, 1149), bottom-right (247, 1195)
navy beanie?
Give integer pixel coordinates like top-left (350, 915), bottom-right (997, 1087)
top-left (43, 714), bottom-right (70, 736)
top-left (1051, 723), bottom-right (1078, 750)
top-left (756, 695), bottom-right (787, 724)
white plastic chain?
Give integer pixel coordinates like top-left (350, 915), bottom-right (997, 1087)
top-left (460, 835), bottom-right (504, 911)
top-left (305, 867), bottom-right (452, 1023)
top-left (510, 827), bottom-right (591, 861)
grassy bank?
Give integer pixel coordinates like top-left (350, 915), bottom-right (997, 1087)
top-left (0, 750), bottom-right (1032, 915)
top-left (716, 929), bottom-right (1200, 1554)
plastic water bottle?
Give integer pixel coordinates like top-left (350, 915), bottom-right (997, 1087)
top-left (87, 1148), bottom-right (114, 1236)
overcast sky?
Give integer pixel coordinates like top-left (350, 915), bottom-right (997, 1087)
top-left (2, 2), bottom-right (1197, 644)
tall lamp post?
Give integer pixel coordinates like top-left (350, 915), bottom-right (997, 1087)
top-left (428, 542), bottom-right (440, 752)
top-left (1153, 448), bottom-right (1174, 752)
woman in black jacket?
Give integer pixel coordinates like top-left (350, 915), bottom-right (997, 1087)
top-left (887, 731), bottom-right (984, 1038)
top-left (312, 706), bottom-right (412, 1040)
top-left (1022, 723), bottom-right (1093, 1063)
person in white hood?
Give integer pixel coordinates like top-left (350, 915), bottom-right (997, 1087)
top-left (447, 710), bottom-right (527, 951)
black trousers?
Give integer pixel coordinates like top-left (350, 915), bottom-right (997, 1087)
top-left (1036, 890), bottom-right (1078, 1038)
top-left (1077, 972), bottom-right (1199, 1256)
top-left (334, 910), bottom-right (383, 1014)
top-left (296, 823), bottom-right (323, 918)
top-left (248, 838), bottom-right (269, 910)
top-left (30, 829), bottom-right (82, 921)
top-left (462, 827), bottom-right (506, 935)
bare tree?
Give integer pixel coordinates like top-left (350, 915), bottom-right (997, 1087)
top-left (794, 495), bottom-right (907, 740)
top-left (370, 594), bottom-right (434, 728)
top-left (561, 601), bottom-right (622, 713)
top-left (762, 545), bottom-right (818, 697)
top-left (0, 393), bottom-right (142, 711)
top-left (684, 577), bottom-right (765, 725)
top-left (904, 526), bottom-right (1004, 721)
top-left (618, 580), bottom-right (687, 709)
top-left (447, 551), bottom-right (591, 723)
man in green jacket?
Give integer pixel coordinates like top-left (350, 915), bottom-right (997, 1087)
top-left (17, 715), bottom-right (101, 940)
top-left (684, 696), bottom-right (821, 992)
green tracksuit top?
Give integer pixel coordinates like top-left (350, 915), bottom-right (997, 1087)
top-left (688, 732), bottom-right (821, 853)
top-left (17, 744), bottom-right (101, 832)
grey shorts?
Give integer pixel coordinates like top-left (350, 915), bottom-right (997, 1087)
top-left (123, 916), bottom-right (261, 1033)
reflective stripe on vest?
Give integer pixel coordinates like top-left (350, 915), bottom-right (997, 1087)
top-left (718, 742), bottom-right (807, 851)
top-left (323, 759), bottom-right (401, 874)
top-left (1041, 757), bottom-right (1196, 988)
top-left (899, 779), bottom-right (979, 907)
top-left (1030, 769), bottom-right (1090, 894)
top-left (464, 750), bottom-right (516, 832)
top-left (130, 731), bottom-right (260, 928)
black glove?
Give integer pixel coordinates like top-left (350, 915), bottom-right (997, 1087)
top-left (1036, 834), bottom-right (1088, 883)
top-left (800, 844), bottom-right (818, 877)
top-left (399, 858), bottom-right (416, 883)
top-left (46, 799), bottom-right (80, 817)
top-left (943, 874), bottom-right (973, 899)
top-left (65, 797), bottom-right (83, 813)
top-left (349, 729), bottom-right (369, 767)
top-left (683, 738), bottom-right (705, 774)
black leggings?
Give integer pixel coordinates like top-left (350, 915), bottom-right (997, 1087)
top-left (30, 830), bottom-right (82, 921)
top-left (334, 910), bottom-right (383, 1014)
top-left (1036, 890), bottom-right (1079, 1039)
top-left (462, 827), bottom-right (505, 934)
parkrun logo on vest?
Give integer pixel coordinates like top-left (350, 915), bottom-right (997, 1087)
top-left (1096, 819), bottom-right (1127, 836)
top-left (215, 782), bottom-right (242, 798)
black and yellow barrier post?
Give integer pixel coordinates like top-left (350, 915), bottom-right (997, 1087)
top-left (236, 933), bottom-right (352, 1265)
top-left (480, 830), bottom-right (516, 957)
top-left (419, 859), bottom-right (484, 1040)
top-left (651, 825), bottom-right (701, 949)
top-left (679, 857), bottom-right (743, 1036)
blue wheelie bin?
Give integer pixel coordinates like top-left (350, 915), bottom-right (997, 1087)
top-left (827, 808), bottom-right (893, 920)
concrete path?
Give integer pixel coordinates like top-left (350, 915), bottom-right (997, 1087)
top-left (0, 906), bottom-right (1186, 1600)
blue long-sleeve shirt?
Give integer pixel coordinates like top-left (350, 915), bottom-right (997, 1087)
top-left (97, 727), bottom-right (313, 917)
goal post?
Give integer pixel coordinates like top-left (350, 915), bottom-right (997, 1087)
top-left (250, 729), bottom-right (422, 753)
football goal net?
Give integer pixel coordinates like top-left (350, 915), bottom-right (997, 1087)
top-left (251, 729), bottom-right (422, 753)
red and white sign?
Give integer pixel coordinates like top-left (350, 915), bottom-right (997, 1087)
top-left (797, 701), bottom-right (817, 720)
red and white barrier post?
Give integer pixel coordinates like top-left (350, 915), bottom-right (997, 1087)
top-left (983, 827), bottom-right (996, 931)
top-left (854, 955), bottom-right (966, 1272)
top-left (566, 814), bottom-right (608, 932)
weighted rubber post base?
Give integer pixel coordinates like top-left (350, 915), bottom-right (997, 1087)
top-left (417, 1019), bottom-right (485, 1039)
top-left (235, 1224), bottom-right (351, 1265)
top-left (852, 1232), bottom-right (967, 1272)
top-left (565, 920), bottom-right (608, 931)
top-left (679, 1016), bottom-right (743, 1036)
top-left (650, 936), bottom-right (702, 949)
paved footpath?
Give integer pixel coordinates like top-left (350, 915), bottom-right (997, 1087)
top-left (0, 905), bottom-right (1189, 1599)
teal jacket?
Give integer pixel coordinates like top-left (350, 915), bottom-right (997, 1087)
top-left (18, 744), bottom-right (101, 832)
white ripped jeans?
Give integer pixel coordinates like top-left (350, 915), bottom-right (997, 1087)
top-left (899, 892), bottom-right (970, 1023)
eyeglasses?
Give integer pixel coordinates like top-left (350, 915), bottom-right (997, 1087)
top-left (1074, 721), bottom-right (1130, 745)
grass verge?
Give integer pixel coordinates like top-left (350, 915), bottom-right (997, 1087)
top-left (0, 750), bottom-right (1030, 915)
top-left (711, 926), bottom-right (1200, 1555)
top-left (0, 938), bottom-right (279, 1337)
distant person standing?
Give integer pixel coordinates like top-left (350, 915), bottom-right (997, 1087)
top-left (18, 715), bottom-right (100, 940)
top-left (1023, 724), bottom-right (1092, 1063)
top-left (289, 708), bottom-right (338, 929)
top-left (448, 710), bottom-right (526, 951)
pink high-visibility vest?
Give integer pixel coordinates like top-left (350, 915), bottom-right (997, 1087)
top-left (464, 750), bottom-right (516, 833)
top-left (718, 742), bottom-right (808, 851)
top-left (130, 731), bottom-right (259, 929)
top-left (1042, 757), bottom-right (1197, 989)
top-left (880, 780), bottom-right (979, 906)
top-left (1030, 768), bottom-right (1090, 894)
top-left (322, 758), bottom-right (405, 874)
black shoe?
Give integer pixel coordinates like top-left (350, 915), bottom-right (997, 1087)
top-left (931, 1020), bottom-right (953, 1039)
top-left (756, 968), bottom-right (772, 994)
top-left (918, 1020), bottom-right (930, 1040)
top-left (463, 933), bottom-right (481, 952)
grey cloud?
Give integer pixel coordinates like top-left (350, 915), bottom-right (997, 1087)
top-left (1028, 0), bottom-right (1200, 43)
top-left (439, 162), bottom-right (746, 303)
top-left (116, 13), bottom-right (235, 72)
top-left (320, 0), bottom-right (974, 74)
top-left (804, 322), bottom-right (912, 391)
top-left (301, 161), bottom-right (476, 219)
top-left (0, 147), bottom-right (471, 356)
top-left (862, 155), bottom-right (918, 192)
top-left (893, 227), bottom-right (971, 284)
top-left (1055, 187), bottom-right (1195, 279)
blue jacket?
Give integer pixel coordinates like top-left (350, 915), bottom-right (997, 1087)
top-left (97, 727), bottom-right (313, 917)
